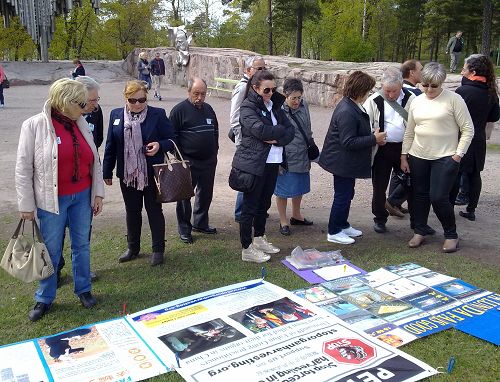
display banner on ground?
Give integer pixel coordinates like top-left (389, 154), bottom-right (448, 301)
top-left (0, 318), bottom-right (168, 382)
top-left (127, 279), bottom-right (436, 382)
top-left (292, 263), bottom-right (500, 347)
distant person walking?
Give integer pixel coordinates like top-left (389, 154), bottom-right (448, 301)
top-left (137, 52), bottom-right (152, 90)
top-left (0, 63), bottom-right (5, 108)
top-left (446, 31), bottom-right (464, 73)
top-left (71, 60), bottom-right (85, 78)
top-left (150, 52), bottom-right (166, 101)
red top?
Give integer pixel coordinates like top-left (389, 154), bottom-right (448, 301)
top-left (53, 119), bottom-right (93, 196)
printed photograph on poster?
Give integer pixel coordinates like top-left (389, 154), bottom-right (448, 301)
top-left (366, 300), bottom-right (422, 322)
top-left (408, 271), bottom-right (456, 287)
top-left (293, 285), bottom-right (337, 303)
top-left (375, 277), bottom-right (428, 298)
top-left (432, 279), bottom-right (483, 299)
top-left (385, 263), bottom-right (430, 277)
top-left (159, 319), bottom-right (245, 360)
top-left (403, 289), bottom-right (458, 311)
top-left (321, 276), bottom-right (365, 293)
top-left (229, 297), bottom-right (316, 334)
top-left (38, 327), bottom-right (103, 365)
top-left (359, 268), bottom-right (401, 287)
top-left (340, 286), bottom-right (394, 309)
top-left (318, 296), bottom-right (360, 318)
top-left (342, 309), bottom-right (388, 331)
top-left (376, 328), bottom-right (418, 347)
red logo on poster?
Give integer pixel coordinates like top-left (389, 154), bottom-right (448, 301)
top-left (322, 338), bottom-right (376, 365)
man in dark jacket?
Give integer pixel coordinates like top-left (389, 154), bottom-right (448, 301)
top-left (150, 52), bottom-right (166, 101)
top-left (170, 78), bottom-right (219, 244)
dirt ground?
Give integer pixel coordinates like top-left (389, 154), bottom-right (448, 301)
top-left (0, 79), bottom-right (499, 266)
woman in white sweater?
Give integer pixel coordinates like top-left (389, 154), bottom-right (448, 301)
top-left (401, 62), bottom-right (474, 253)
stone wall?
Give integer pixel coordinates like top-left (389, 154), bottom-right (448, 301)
top-left (125, 47), bottom-right (467, 108)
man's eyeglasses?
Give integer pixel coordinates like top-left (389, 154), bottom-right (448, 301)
top-left (421, 83), bottom-right (439, 88)
top-left (88, 97), bottom-right (100, 103)
top-left (128, 97), bottom-right (147, 104)
top-left (252, 66), bottom-right (266, 71)
top-left (262, 87), bottom-right (277, 94)
top-left (287, 95), bottom-right (302, 101)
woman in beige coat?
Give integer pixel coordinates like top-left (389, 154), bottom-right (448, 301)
top-left (15, 78), bottom-right (104, 321)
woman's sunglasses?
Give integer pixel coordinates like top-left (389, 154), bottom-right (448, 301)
top-left (263, 87), bottom-right (277, 94)
top-left (128, 97), bottom-right (147, 104)
top-left (421, 83), bottom-right (439, 88)
top-left (72, 100), bottom-right (87, 109)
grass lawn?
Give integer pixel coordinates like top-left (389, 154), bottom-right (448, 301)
top-left (0, 215), bottom-right (498, 381)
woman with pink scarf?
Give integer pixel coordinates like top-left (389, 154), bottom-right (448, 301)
top-left (103, 80), bottom-right (175, 266)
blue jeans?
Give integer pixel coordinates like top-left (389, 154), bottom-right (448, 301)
top-left (36, 188), bottom-right (92, 304)
top-left (234, 191), bottom-right (244, 220)
top-left (328, 175), bottom-right (355, 235)
top-left (139, 73), bottom-right (152, 89)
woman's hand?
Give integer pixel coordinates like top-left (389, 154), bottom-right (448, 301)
top-left (104, 179), bottom-right (113, 186)
top-left (451, 154), bottom-right (461, 163)
top-left (93, 196), bottom-right (103, 216)
top-left (145, 141), bottom-right (160, 156)
top-left (20, 211), bottom-right (34, 220)
top-left (400, 155), bottom-right (410, 173)
top-left (374, 128), bottom-right (387, 146)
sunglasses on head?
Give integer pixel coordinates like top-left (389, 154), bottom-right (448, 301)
top-left (263, 87), bottom-right (277, 94)
top-left (421, 83), bottom-right (439, 88)
top-left (128, 97), bottom-right (147, 104)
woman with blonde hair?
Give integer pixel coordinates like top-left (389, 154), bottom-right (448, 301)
top-left (16, 78), bottom-right (105, 321)
top-left (103, 80), bottom-right (175, 266)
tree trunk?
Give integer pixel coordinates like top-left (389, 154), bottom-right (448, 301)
top-left (295, 5), bottom-right (303, 58)
top-left (268, 0), bottom-right (273, 55)
top-left (481, 0), bottom-right (493, 55)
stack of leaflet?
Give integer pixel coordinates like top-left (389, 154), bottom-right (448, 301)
top-left (293, 263), bottom-right (499, 348)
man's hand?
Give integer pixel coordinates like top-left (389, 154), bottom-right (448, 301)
top-left (104, 179), bottom-right (112, 186)
top-left (20, 211), bottom-right (34, 220)
top-left (93, 196), bottom-right (103, 216)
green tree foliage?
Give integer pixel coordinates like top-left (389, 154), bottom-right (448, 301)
top-left (0, 17), bottom-right (37, 61)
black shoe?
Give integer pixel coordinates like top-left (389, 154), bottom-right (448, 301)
top-left (90, 271), bottom-right (98, 281)
top-left (279, 224), bottom-right (291, 236)
top-left (459, 211), bottom-right (476, 221)
top-left (422, 225), bottom-right (436, 235)
top-left (118, 249), bottom-right (139, 263)
top-left (29, 302), bottom-right (51, 322)
top-left (290, 217), bottom-right (314, 226)
top-left (180, 234), bottom-right (193, 244)
top-left (78, 292), bottom-right (97, 309)
top-left (373, 223), bottom-right (387, 233)
top-left (158, 96), bottom-right (162, 101)
top-left (192, 226), bottom-right (217, 234)
top-left (150, 252), bottom-right (164, 266)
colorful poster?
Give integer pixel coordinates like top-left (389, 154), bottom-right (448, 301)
top-left (384, 263), bottom-right (430, 278)
top-left (403, 289), bottom-right (457, 311)
top-left (408, 271), bottom-right (456, 287)
top-left (293, 285), bottom-right (337, 303)
top-left (127, 280), bottom-right (437, 382)
top-left (322, 276), bottom-right (366, 293)
top-left (366, 300), bottom-right (422, 322)
top-left (340, 286), bottom-right (394, 309)
top-left (432, 280), bottom-right (483, 299)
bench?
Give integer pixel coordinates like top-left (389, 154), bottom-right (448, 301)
top-left (208, 77), bottom-right (240, 96)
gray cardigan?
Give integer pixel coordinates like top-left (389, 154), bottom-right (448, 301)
top-left (282, 100), bottom-right (313, 173)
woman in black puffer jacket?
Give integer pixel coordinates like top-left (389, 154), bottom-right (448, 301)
top-left (453, 54), bottom-right (499, 221)
top-left (232, 70), bottom-right (295, 263)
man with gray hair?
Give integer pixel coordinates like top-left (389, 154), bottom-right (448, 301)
top-left (364, 66), bottom-right (415, 233)
top-left (229, 55), bottom-right (266, 221)
top-left (170, 77), bottom-right (219, 244)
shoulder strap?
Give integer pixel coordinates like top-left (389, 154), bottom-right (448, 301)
top-left (288, 112), bottom-right (309, 144)
top-left (377, 91), bottom-right (408, 121)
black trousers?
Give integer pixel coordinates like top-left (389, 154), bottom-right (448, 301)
top-left (409, 155), bottom-right (459, 239)
top-left (240, 164), bottom-right (279, 249)
top-left (372, 143), bottom-right (403, 224)
top-left (120, 181), bottom-right (165, 253)
top-left (176, 158), bottom-right (217, 235)
top-left (450, 171), bottom-right (481, 212)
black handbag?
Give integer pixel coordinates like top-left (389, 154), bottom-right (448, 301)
top-left (153, 140), bottom-right (195, 203)
top-left (289, 113), bottom-right (319, 160)
top-left (1, 77), bottom-right (9, 89)
top-left (229, 167), bottom-right (256, 193)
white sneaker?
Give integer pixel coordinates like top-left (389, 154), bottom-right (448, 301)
top-left (242, 244), bottom-right (271, 263)
top-left (327, 232), bottom-right (355, 244)
top-left (252, 235), bottom-right (280, 254)
top-left (342, 226), bottom-right (363, 237)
